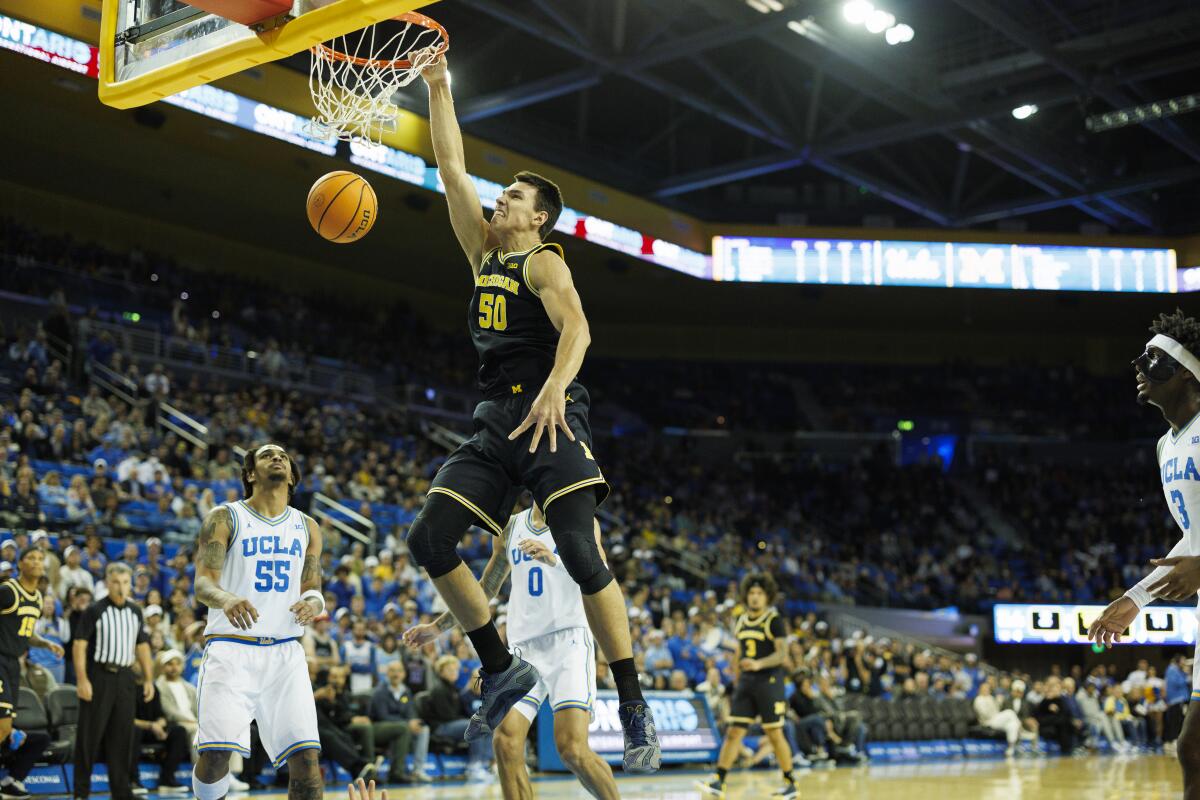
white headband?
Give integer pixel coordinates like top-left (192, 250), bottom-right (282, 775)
top-left (1149, 334), bottom-right (1200, 378)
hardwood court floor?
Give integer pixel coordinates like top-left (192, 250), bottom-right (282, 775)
top-left (276, 754), bottom-right (1184, 799)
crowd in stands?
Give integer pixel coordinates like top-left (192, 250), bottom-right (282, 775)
top-left (0, 219), bottom-right (1192, 785)
top-left (0, 217), bottom-right (1166, 439)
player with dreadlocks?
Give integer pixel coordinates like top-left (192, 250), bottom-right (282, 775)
top-left (698, 572), bottom-right (796, 799)
top-left (1089, 309), bottom-right (1200, 798)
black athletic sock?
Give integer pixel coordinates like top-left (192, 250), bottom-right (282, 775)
top-left (466, 623), bottom-right (512, 674)
top-left (781, 768), bottom-right (794, 785)
top-left (716, 767), bottom-right (728, 783)
top-left (610, 657), bottom-right (645, 704)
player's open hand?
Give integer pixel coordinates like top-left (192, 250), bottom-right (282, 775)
top-left (402, 623), bottom-right (441, 648)
top-left (290, 598), bottom-right (319, 627)
top-left (222, 596), bottom-right (259, 630)
top-left (1147, 555), bottom-right (1200, 601)
top-left (348, 778), bottom-right (386, 800)
top-left (518, 538), bottom-right (557, 566)
top-left (509, 383), bottom-right (575, 454)
top-left (1087, 596), bottom-right (1139, 646)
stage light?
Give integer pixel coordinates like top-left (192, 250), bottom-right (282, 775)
top-left (865, 8), bottom-right (895, 33)
top-left (843, 0), bottom-right (873, 25)
top-left (885, 23), bottom-right (914, 44)
top-left (1011, 104), bottom-right (1039, 120)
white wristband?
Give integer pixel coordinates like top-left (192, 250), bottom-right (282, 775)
top-left (301, 590), bottom-right (326, 614)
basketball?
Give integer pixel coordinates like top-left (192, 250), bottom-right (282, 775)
top-left (306, 170), bottom-right (378, 243)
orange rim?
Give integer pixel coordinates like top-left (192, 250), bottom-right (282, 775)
top-left (310, 11), bottom-right (448, 69)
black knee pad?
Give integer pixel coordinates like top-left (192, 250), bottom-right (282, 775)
top-left (545, 490), bottom-right (613, 595)
top-left (405, 494), bottom-right (475, 579)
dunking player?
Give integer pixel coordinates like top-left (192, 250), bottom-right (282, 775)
top-left (408, 52), bottom-right (660, 771)
top-left (1089, 310), bottom-right (1200, 799)
top-left (699, 573), bottom-right (796, 799)
top-left (404, 504), bottom-right (619, 800)
top-left (0, 548), bottom-right (62, 799)
top-left (192, 444), bottom-right (333, 800)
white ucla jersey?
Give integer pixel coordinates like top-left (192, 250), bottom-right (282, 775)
top-left (1158, 419), bottom-right (1200, 544)
top-left (505, 509), bottom-right (589, 646)
top-left (204, 501), bottom-right (307, 641)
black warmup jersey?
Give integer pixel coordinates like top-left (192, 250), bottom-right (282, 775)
top-left (0, 578), bottom-right (43, 658)
top-left (734, 608), bottom-right (785, 667)
top-left (729, 607), bottom-right (788, 728)
top-left (470, 243), bottom-right (564, 398)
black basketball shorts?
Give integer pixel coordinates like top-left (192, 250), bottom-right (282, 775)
top-left (428, 380), bottom-right (610, 536)
top-left (729, 670), bottom-right (787, 729)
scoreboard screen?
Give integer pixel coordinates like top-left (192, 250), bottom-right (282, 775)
top-left (993, 603), bottom-right (1196, 646)
top-left (711, 236), bottom-right (1178, 293)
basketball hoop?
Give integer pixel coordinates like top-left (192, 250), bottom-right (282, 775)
top-left (307, 11), bottom-right (448, 145)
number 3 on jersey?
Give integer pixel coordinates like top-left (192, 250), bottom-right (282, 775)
top-left (479, 293), bottom-right (508, 331)
top-left (1171, 489), bottom-right (1191, 529)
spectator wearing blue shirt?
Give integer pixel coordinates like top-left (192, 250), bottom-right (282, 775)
top-left (1165, 654), bottom-right (1190, 747)
top-left (329, 563), bottom-right (359, 611)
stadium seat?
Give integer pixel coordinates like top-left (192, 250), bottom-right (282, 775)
top-left (16, 687), bottom-right (72, 763)
top-left (46, 686), bottom-right (79, 742)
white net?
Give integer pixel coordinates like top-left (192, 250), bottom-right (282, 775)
top-left (307, 13), bottom-right (447, 145)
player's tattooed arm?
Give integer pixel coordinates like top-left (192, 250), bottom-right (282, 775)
top-left (432, 516), bottom-right (515, 634)
top-left (193, 506), bottom-right (239, 610)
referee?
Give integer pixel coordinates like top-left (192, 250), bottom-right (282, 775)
top-left (72, 563), bottom-right (155, 800)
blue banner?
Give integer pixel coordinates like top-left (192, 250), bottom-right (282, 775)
top-left (536, 690), bottom-right (720, 771)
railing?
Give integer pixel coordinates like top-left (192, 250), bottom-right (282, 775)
top-left (311, 492), bottom-right (376, 554)
top-left (44, 330), bottom-right (73, 368)
top-left (86, 360), bottom-right (139, 407)
top-left (157, 401), bottom-right (209, 452)
top-left (85, 319), bottom-right (380, 399)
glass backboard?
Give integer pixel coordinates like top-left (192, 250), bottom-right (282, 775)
top-left (99, 0), bottom-right (436, 109)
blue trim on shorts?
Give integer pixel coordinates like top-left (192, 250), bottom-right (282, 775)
top-left (273, 740), bottom-right (322, 768)
top-left (197, 742), bottom-right (252, 756)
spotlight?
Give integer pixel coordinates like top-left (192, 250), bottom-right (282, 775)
top-left (843, 0), bottom-right (873, 25)
top-left (885, 23), bottom-right (914, 44)
top-left (865, 8), bottom-right (895, 33)
top-left (1011, 104), bottom-right (1039, 120)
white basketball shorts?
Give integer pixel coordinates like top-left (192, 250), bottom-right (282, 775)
top-left (511, 626), bottom-right (597, 723)
top-left (196, 637), bottom-right (321, 767)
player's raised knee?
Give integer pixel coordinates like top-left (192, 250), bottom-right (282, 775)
top-left (404, 508), bottom-right (462, 578)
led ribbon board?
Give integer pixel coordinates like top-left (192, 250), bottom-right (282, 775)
top-left (713, 236), bottom-right (1178, 292)
top-left (993, 603), bottom-right (1197, 645)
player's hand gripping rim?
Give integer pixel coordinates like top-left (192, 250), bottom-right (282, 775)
top-left (509, 383), bottom-right (575, 454)
top-left (1086, 596), bottom-right (1138, 647)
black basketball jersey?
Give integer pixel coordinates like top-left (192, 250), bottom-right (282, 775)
top-left (734, 608), bottom-right (784, 665)
top-left (469, 243), bottom-right (564, 398)
top-left (0, 579), bottom-right (42, 658)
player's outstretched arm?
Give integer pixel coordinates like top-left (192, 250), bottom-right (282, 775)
top-left (290, 516), bottom-right (325, 626)
top-left (419, 52), bottom-right (492, 275)
top-left (194, 506), bottom-right (259, 630)
top-left (509, 250), bottom-right (591, 454)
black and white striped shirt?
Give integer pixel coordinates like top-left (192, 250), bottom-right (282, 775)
top-left (75, 598), bottom-right (148, 668)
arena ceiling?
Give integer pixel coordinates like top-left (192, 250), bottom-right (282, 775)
top-left (281, 0), bottom-right (1200, 234)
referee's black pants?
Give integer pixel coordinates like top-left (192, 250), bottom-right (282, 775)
top-left (73, 667), bottom-right (136, 800)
